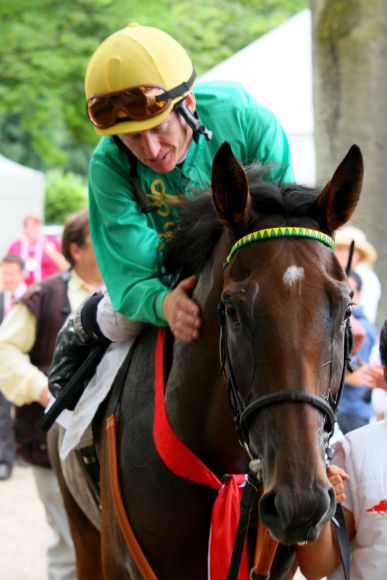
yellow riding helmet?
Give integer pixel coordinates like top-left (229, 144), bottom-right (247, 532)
top-left (85, 23), bottom-right (195, 136)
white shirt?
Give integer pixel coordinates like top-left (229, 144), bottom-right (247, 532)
top-left (328, 420), bottom-right (387, 580)
top-left (2, 282), bottom-right (27, 316)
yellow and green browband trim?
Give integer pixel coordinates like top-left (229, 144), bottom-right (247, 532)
top-left (226, 227), bottom-right (335, 264)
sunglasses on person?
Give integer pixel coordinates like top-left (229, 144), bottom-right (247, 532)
top-left (86, 69), bottom-right (196, 130)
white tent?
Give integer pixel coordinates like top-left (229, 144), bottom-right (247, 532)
top-left (0, 154), bottom-right (45, 255)
top-left (200, 9), bottom-right (314, 185)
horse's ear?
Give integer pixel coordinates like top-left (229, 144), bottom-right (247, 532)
top-left (317, 145), bottom-right (364, 232)
top-left (211, 142), bottom-right (251, 231)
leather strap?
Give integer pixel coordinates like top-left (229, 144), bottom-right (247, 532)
top-left (251, 521), bottom-right (279, 579)
top-left (106, 415), bottom-right (157, 579)
top-left (227, 473), bottom-right (259, 580)
top-left (75, 445), bottom-right (101, 510)
top-left (332, 503), bottom-right (350, 580)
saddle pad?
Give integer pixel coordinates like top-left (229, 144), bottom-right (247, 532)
top-left (59, 341), bottom-right (132, 460)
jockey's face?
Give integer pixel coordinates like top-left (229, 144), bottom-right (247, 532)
top-left (118, 93), bottom-right (195, 174)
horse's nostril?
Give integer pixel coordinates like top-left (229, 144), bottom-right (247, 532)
top-left (259, 490), bottom-right (281, 523)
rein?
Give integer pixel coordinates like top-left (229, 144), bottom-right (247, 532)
top-left (219, 226), bottom-right (353, 580)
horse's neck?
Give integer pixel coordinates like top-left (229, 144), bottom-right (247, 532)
top-left (166, 340), bottom-right (245, 474)
top-left (165, 246), bottom-right (247, 474)
top-left (166, 268), bottom-right (223, 428)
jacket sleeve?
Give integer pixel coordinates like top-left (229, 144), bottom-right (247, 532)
top-left (88, 144), bottom-right (170, 326)
top-left (0, 303), bottom-right (47, 405)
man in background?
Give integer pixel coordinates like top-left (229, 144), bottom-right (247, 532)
top-left (0, 254), bottom-right (26, 480)
top-left (0, 209), bottom-right (103, 579)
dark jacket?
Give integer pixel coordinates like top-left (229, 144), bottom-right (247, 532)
top-left (13, 272), bottom-right (71, 467)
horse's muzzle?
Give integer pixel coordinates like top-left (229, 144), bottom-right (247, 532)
top-left (258, 483), bottom-right (336, 546)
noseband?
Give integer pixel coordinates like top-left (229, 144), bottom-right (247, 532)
top-left (219, 227), bottom-right (353, 463)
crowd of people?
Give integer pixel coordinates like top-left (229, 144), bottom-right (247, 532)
top-left (0, 209), bottom-right (103, 579)
top-left (0, 20), bottom-right (386, 580)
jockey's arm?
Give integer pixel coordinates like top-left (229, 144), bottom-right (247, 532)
top-left (48, 280), bottom-right (202, 401)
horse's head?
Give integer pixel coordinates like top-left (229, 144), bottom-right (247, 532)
top-left (211, 142), bottom-right (363, 545)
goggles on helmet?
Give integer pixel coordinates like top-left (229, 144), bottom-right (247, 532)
top-left (86, 69), bottom-right (196, 130)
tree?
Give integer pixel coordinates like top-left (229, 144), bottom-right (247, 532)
top-left (0, 0), bottom-right (306, 174)
top-left (0, 0), bottom-right (114, 172)
top-left (310, 0), bottom-right (387, 326)
top-left (44, 169), bottom-right (87, 224)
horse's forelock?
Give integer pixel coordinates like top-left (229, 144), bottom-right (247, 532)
top-left (250, 182), bottom-right (321, 218)
top-left (163, 177), bottom-right (323, 278)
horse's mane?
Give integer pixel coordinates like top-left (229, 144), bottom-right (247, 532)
top-left (163, 172), bottom-right (324, 279)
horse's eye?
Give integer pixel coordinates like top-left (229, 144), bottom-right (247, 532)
top-left (344, 304), bottom-right (352, 320)
top-left (225, 304), bottom-right (239, 324)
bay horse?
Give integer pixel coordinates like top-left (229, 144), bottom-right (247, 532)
top-left (49, 142), bottom-right (363, 579)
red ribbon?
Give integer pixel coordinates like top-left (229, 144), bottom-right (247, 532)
top-left (153, 328), bottom-right (248, 579)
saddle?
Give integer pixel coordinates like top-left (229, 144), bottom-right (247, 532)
top-left (66, 326), bottom-right (173, 509)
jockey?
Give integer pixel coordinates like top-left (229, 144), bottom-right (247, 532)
top-left (49, 23), bottom-right (294, 401)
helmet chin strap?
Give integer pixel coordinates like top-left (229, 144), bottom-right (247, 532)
top-left (174, 100), bottom-right (212, 142)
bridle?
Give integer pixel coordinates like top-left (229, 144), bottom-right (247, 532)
top-left (219, 227), bottom-right (353, 466)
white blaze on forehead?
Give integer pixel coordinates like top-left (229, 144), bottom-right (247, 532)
top-left (283, 265), bottom-right (305, 286)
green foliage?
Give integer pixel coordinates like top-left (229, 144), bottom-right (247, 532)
top-left (161, 0), bottom-right (308, 73)
top-left (0, 0), bottom-right (307, 174)
top-left (44, 168), bottom-right (88, 224)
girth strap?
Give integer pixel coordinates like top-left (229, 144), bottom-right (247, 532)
top-left (106, 415), bottom-right (157, 580)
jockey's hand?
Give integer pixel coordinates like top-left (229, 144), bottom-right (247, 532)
top-left (327, 465), bottom-right (349, 504)
top-left (48, 294), bottom-right (110, 402)
top-left (162, 275), bottom-right (202, 343)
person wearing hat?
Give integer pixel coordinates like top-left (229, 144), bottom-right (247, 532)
top-left (335, 225), bottom-right (381, 323)
top-left (48, 23), bottom-right (295, 399)
top-left (336, 270), bottom-right (378, 435)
